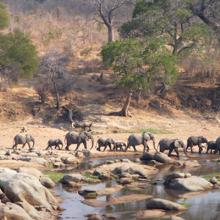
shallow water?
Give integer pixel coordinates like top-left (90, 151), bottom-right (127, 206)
top-left (57, 153), bottom-right (220, 220)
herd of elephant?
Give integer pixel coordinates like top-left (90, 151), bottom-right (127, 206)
top-left (11, 130), bottom-right (220, 157)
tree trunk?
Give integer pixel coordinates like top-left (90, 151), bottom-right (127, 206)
top-left (119, 91), bottom-right (132, 117)
top-left (51, 76), bottom-right (60, 110)
top-left (107, 25), bottom-right (114, 43)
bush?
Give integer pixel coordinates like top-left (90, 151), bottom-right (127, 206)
top-left (0, 30), bottom-right (39, 80)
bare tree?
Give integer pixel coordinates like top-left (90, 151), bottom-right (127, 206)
top-left (94, 0), bottom-right (130, 42)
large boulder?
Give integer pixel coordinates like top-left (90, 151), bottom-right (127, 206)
top-left (146, 198), bottom-right (186, 211)
top-left (153, 152), bottom-right (176, 164)
top-left (18, 167), bottom-right (43, 179)
top-left (164, 173), bottom-right (212, 192)
top-left (0, 168), bottom-right (58, 219)
top-left (0, 202), bottom-right (32, 220)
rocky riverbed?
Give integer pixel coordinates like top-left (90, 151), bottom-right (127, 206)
top-left (0, 148), bottom-right (220, 220)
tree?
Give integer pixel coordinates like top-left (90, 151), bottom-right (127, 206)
top-left (94, 0), bottom-right (130, 42)
top-left (0, 3), bottom-right (9, 30)
top-left (0, 30), bottom-right (39, 79)
top-left (101, 38), bottom-right (178, 116)
top-left (120, 0), bottom-right (212, 56)
top-left (188, 0), bottom-right (220, 37)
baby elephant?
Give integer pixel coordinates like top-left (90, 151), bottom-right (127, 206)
top-left (96, 138), bottom-right (115, 151)
top-left (186, 136), bottom-right (208, 154)
top-left (206, 141), bottom-right (217, 154)
top-left (113, 142), bottom-right (126, 152)
top-left (46, 139), bottom-right (63, 150)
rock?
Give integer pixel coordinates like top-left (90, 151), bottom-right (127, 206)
top-left (0, 202), bottom-right (32, 220)
top-left (5, 150), bottom-right (11, 156)
top-left (164, 172), bottom-right (190, 184)
top-left (140, 152), bottom-right (155, 162)
top-left (106, 160), bottom-right (114, 165)
top-left (97, 185), bottom-right (122, 196)
top-left (118, 177), bottom-right (132, 185)
top-left (146, 198), bottom-right (186, 211)
top-left (109, 194), bottom-right (152, 205)
top-left (137, 209), bottom-right (166, 219)
top-left (40, 176), bottom-right (55, 188)
top-left (60, 173), bottom-right (84, 184)
top-left (18, 167), bottom-right (43, 179)
top-left (154, 152), bottom-right (176, 164)
top-left (32, 158), bottom-right (48, 166)
top-left (120, 159), bottom-right (130, 163)
top-left (78, 190), bottom-right (98, 199)
top-left (86, 213), bottom-right (103, 220)
top-left (61, 156), bottom-right (79, 165)
top-left (53, 161), bottom-right (65, 168)
top-left (209, 176), bottom-right (219, 185)
top-left (165, 176), bottom-right (212, 192)
top-left (0, 168), bottom-right (57, 218)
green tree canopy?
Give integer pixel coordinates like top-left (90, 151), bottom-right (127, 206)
top-left (0, 3), bottom-right (9, 30)
top-left (120, 0), bottom-right (213, 56)
top-left (101, 37), bottom-right (178, 93)
top-left (0, 30), bottom-right (39, 79)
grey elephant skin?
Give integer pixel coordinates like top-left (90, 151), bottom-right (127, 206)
top-left (206, 141), bottom-right (217, 154)
top-left (126, 132), bottom-right (156, 152)
top-left (46, 139), bottom-right (63, 150)
top-left (214, 137), bottom-right (220, 154)
top-left (158, 138), bottom-right (187, 158)
top-left (186, 136), bottom-right (208, 153)
top-left (113, 142), bottom-right (126, 152)
top-left (96, 138), bottom-right (115, 151)
top-left (65, 131), bottom-right (94, 151)
top-left (12, 134), bottom-right (35, 150)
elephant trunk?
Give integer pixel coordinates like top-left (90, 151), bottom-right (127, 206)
top-left (90, 136), bottom-right (94, 150)
top-left (32, 138), bottom-right (35, 148)
top-left (152, 138), bottom-right (157, 152)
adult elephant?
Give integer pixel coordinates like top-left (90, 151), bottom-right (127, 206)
top-left (214, 137), bottom-right (220, 154)
top-left (158, 138), bottom-right (187, 158)
top-left (126, 132), bottom-right (156, 152)
top-left (12, 134), bottom-right (35, 151)
top-left (64, 131), bottom-right (94, 151)
top-left (186, 136), bottom-right (208, 154)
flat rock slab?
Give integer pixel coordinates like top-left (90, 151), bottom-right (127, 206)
top-left (166, 176), bottom-right (212, 192)
top-left (137, 209), bottom-right (167, 218)
top-left (146, 198), bottom-right (186, 211)
top-left (96, 185), bottom-right (123, 196)
top-left (109, 194), bottom-right (152, 205)
top-left (83, 194), bottom-right (152, 207)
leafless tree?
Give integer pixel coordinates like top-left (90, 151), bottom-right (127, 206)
top-left (94, 0), bottom-right (130, 42)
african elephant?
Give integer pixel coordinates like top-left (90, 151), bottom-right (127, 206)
top-left (113, 142), bottom-right (126, 152)
top-left (186, 136), bottom-right (208, 153)
top-left (65, 131), bottom-right (94, 151)
top-left (126, 132), bottom-right (156, 152)
top-left (12, 134), bottom-right (35, 151)
top-left (96, 138), bottom-right (115, 151)
top-left (158, 138), bottom-right (187, 158)
top-left (206, 141), bottom-right (217, 154)
top-left (214, 137), bottom-right (220, 154)
top-left (46, 139), bottom-right (63, 150)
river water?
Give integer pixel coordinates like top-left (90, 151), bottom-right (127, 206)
top-left (57, 154), bottom-right (220, 220)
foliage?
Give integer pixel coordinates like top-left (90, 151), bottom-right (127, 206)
top-left (0, 30), bottom-right (39, 79)
top-left (120, 0), bottom-right (214, 56)
top-left (0, 3), bottom-right (9, 30)
top-left (44, 171), bottom-right (65, 183)
top-left (101, 37), bottom-right (178, 92)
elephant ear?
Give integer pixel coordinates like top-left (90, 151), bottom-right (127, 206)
top-left (174, 140), bottom-right (180, 148)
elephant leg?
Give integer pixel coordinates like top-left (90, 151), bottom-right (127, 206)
top-left (83, 141), bottom-right (87, 150)
top-left (174, 148), bottom-right (179, 158)
top-left (206, 147), bottom-right (209, 154)
top-left (46, 145), bottom-right (51, 150)
top-left (132, 145), bottom-right (137, 152)
top-left (22, 143), bottom-right (26, 148)
top-left (198, 144), bottom-right (203, 154)
top-left (103, 145), bottom-right (107, 152)
top-left (143, 142), bottom-right (149, 152)
top-left (27, 142), bottom-right (31, 151)
top-left (168, 148), bottom-right (173, 157)
top-left (75, 143), bottom-right (81, 151)
top-left (12, 144), bottom-right (17, 150)
top-left (65, 144), bottom-right (71, 151)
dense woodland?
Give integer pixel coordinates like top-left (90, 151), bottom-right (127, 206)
top-left (0, 0), bottom-right (220, 122)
